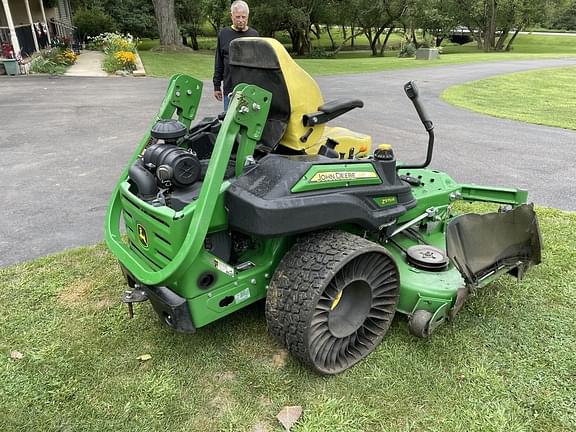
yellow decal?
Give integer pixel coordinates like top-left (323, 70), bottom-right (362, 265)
top-left (310, 171), bottom-right (377, 183)
top-left (375, 196), bottom-right (397, 206)
top-left (331, 291), bottom-right (343, 310)
top-left (137, 224), bottom-right (149, 248)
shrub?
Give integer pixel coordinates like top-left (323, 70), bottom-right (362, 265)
top-left (308, 47), bottom-right (335, 58)
top-left (90, 33), bottom-right (137, 74)
top-left (29, 55), bottom-right (66, 74)
top-left (73, 8), bottom-right (117, 41)
top-left (398, 43), bottom-right (416, 58)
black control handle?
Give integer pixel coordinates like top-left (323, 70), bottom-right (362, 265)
top-left (404, 81), bottom-right (433, 131)
top-left (399, 81), bottom-right (435, 170)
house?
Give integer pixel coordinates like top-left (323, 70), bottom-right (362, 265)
top-left (0, 0), bottom-right (74, 59)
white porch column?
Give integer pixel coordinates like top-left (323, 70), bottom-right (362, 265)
top-left (24, 0), bottom-right (40, 52)
top-left (38, 0), bottom-right (50, 44)
top-left (1, 0), bottom-right (21, 57)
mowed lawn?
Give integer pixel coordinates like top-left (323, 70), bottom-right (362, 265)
top-left (442, 66), bottom-right (576, 130)
top-left (138, 33), bottom-right (576, 79)
top-left (1, 205), bottom-right (575, 431)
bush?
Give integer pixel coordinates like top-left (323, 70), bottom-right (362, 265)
top-left (89, 33), bottom-right (137, 74)
top-left (29, 47), bottom-right (77, 74)
top-left (398, 43), bottom-right (416, 58)
top-left (308, 47), bottom-right (335, 58)
top-left (73, 8), bottom-right (117, 41)
top-left (29, 56), bottom-right (66, 74)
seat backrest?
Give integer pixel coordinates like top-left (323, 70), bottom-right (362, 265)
top-left (229, 37), bottom-right (325, 152)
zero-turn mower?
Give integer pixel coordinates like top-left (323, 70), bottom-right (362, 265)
top-left (105, 38), bottom-right (542, 374)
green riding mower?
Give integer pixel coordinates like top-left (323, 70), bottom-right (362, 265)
top-left (105, 38), bottom-right (542, 375)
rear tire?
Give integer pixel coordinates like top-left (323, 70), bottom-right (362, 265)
top-left (266, 230), bottom-right (400, 375)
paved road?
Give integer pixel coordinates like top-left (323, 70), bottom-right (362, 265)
top-left (1, 57), bottom-right (575, 267)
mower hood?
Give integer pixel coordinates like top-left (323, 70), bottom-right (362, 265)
top-left (446, 204), bottom-right (542, 286)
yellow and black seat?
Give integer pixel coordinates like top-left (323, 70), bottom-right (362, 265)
top-left (229, 37), bottom-right (371, 156)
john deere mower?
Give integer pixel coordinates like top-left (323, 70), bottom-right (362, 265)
top-left (105, 38), bottom-right (541, 375)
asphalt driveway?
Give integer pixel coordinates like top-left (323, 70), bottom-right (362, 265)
top-left (1, 57), bottom-right (575, 267)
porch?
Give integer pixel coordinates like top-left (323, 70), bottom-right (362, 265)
top-left (0, 0), bottom-right (75, 60)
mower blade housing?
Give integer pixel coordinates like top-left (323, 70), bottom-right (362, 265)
top-left (446, 204), bottom-right (542, 287)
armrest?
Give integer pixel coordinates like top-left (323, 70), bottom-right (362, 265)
top-left (302, 99), bottom-right (364, 127)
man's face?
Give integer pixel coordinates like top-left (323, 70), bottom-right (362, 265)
top-left (231, 8), bottom-right (249, 31)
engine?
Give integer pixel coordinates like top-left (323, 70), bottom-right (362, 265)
top-left (128, 118), bottom-right (222, 210)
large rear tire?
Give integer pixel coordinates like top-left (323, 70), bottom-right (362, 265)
top-left (266, 230), bottom-right (400, 375)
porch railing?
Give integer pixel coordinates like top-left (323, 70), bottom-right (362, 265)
top-left (49, 18), bottom-right (77, 41)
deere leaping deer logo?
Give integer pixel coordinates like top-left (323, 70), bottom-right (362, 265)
top-left (137, 224), bottom-right (149, 248)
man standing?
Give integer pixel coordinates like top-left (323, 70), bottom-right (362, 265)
top-left (213, 1), bottom-right (258, 110)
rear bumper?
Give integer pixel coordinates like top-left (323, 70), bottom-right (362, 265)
top-left (142, 285), bottom-right (196, 333)
top-left (121, 265), bottom-right (195, 333)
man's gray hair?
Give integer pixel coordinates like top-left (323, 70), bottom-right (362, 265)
top-left (231, 0), bottom-right (249, 14)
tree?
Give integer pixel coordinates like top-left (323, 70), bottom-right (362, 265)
top-left (151, 0), bottom-right (184, 49)
top-left (202, 0), bottom-right (229, 34)
top-left (70, 0), bottom-right (157, 38)
top-left (407, 0), bottom-right (460, 47)
top-left (176, 0), bottom-right (204, 50)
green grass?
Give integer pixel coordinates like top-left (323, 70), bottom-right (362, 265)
top-left (138, 33), bottom-right (576, 79)
top-left (1, 205), bottom-right (575, 431)
top-left (442, 67), bottom-right (576, 130)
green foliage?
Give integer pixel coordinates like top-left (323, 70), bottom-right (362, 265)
top-left (552, 0), bottom-right (576, 30)
top-left (29, 47), bottom-right (77, 74)
top-left (71, 0), bottom-right (157, 38)
top-left (307, 47), bottom-right (335, 58)
top-left (29, 57), bottom-right (66, 74)
top-left (398, 42), bottom-right (416, 57)
top-left (73, 8), bottom-right (117, 41)
top-left (107, 0), bottom-right (158, 38)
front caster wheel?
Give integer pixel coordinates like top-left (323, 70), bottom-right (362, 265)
top-left (266, 230), bottom-right (400, 375)
top-left (408, 310), bottom-right (433, 338)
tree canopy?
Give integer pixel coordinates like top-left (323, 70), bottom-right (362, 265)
top-left (70, 0), bottom-right (575, 52)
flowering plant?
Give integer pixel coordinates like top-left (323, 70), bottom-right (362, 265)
top-left (113, 51), bottom-right (136, 71)
top-left (1, 42), bottom-right (14, 58)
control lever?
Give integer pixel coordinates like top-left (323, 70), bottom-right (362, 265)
top-left (399, 81), bottom-right (435, 170)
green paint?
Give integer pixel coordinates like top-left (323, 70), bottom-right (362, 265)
top-left (105, 74), bottom-right (540, 334)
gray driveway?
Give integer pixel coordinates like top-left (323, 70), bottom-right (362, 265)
top-left (1, 57), bottom-right (575, 267)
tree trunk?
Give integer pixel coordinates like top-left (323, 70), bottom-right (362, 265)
top-left (351, 24), bottom-right (355, 47)
top-left (152, 0), bottom-right (183, 49)
top-left (495, 28), bottom-right (509, 51)
top-left (326, 25), bottom-right (335, 50)
top-left (191, 33), bottom-right (199, 50)
top-left (288, 28), bottom-right (299, 54)
top-left (300, 28), bottom-right (311, 55)
top-left (380, 26), bottom-right (395, 55)
top-left (484, 0), bottom-right (497, 51)
top-left (313, 23), bottom-right (321, 39)
top-left (341, 25), bottom-right (347, 40)
top-left (469, 27), bottom-right (483, 49)
top-left (505, 27), bottom-right (521, 51)
top-left (333, 29), bottom-right (365, 56)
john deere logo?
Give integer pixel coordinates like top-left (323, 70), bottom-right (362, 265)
top-left (137, 224), bottom-right (149, 248)
top-left (310, 171), bottom-right (378, 183)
